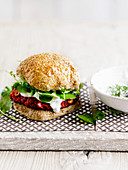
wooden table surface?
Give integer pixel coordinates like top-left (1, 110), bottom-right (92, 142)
top-left (0, 21), bottom-right (128, 170)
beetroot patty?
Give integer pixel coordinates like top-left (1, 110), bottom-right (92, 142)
top-left (9, 89), bottom-right (79, 111)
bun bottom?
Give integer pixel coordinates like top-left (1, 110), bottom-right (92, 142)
top-left (13, 100), bottom-right (81, 121)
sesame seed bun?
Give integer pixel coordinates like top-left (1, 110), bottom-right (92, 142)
top-left (13, 100), bottom-right (81, 121)
top-left (16, 53), bottom-right (80, 91)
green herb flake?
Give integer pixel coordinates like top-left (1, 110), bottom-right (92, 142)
top-left (109, 84), bottom-right (128, 98)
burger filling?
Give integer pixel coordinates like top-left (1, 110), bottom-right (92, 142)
top-left (10, 88), bottom-right (79, 113)
top-left (9, 72), bottom-right (82, 113)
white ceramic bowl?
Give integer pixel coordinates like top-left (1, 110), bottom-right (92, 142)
top-left (91, 66), bottom-right (128, 113)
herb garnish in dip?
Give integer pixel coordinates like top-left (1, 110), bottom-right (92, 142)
top-left (108, 84), bottom-right (128, 97)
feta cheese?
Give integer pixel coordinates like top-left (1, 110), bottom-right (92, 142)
top-left (20, 92), bottom-right (40, 100)
top-left (50, 98), bottom-right (63, 113)
top-left (33, 93), bottom-right (40, 100)
top-left (20, 93), bottom-right (31, 97)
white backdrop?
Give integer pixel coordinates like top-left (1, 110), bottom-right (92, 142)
top-left (0, 0), bottom-right (128, 22)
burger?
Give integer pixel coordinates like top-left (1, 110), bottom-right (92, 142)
top-left (9, 53), bottom-right (82, 121)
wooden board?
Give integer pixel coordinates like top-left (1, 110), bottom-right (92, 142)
top-left (0, 131), bottom-right (128, 151)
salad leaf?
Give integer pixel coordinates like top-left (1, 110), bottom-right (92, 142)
top-left (54, 90), bottom-right (64, 99)
top-left (61, 89), bottom-right (68, 93)
top-left (78, 114), bottom-right (96, 124)
top-left (64, 93), bottom-right (76, 100)
top-left (0, 89), bottom-right (21, 121)
top-left (15, 83), bottom-right (31, 93)
top-left (30, 89), bottom-right (35, 97)
top-left (78, 108), bottom-right (121, 125)
top-left (54, 89), bottom-right (79, 100)
top-left (93, 110), bottom-right (105, 120)
top-left (72, 90), bottom-right (80, 95)
top-left (79, 83), bottom-right (83, 90)
top-left (11, 72), bottom-right (35, 94)
top-left (13, 82), bottom-right (20, 88)
top-left (38, 92), bottom-right (55, 102)
top-left (0, 95), bottom-right (12, 113)
top-left (39, 95), bottom-right (53, 103)
top-left (1, 86), bottom-right (12, 97)
top-left (15, 84), bottom-right (27, 93)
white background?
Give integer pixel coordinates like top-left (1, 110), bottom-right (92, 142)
top-left (0, 0), bottom-right (128, 22)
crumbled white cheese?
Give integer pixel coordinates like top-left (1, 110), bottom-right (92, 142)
top-left (20, 93), bottom-right (31, 97)
top-left (33, 93), bottom-right (40, 100)
top-left (50, 98), bottom-right (63, 113)
top-left (20, 92), bottom-right (40, 100)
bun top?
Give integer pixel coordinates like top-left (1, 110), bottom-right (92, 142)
top-left (16, 53), bottom-right (80, 91)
